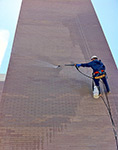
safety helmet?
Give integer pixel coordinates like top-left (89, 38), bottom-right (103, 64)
top-left (91, 55), bottom-right (98, 60)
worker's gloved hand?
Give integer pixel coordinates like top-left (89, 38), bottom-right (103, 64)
top-left (75, 64), bottom-right (81, 67)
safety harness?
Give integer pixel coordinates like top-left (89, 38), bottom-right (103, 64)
top-left (93, 70), bottom-right (106, 79)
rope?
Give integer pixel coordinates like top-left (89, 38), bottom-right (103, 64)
top-left (100, 83), bottom-right (118, 149)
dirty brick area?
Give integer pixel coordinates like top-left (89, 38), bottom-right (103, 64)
top-left (0, 0), bottom-right (118, 150)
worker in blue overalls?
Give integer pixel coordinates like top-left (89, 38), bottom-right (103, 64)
top-left (75, 56), bottom-right (110, 95)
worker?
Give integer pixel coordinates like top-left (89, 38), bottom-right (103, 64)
top-left (75, 56), bottom-right (110, 95)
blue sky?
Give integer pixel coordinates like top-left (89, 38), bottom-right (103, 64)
top-left (0, 0), bottom-right (22, 74)
top-left (91, 0), bottom-right (118, 68)
top-left (0, 0), bottom-right (117, 75)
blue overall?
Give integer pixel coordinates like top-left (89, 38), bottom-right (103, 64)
top-left (76, 59), bottom-right (110, 94)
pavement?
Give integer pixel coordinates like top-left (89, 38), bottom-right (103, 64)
top-left (0, 0), bottom-right (118, 149)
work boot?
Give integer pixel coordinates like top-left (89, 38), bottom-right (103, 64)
top-left (107, 91), bottom-right (111, 94)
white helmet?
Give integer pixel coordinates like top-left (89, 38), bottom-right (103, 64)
top-left (91, 55), bottom-right (98, 60)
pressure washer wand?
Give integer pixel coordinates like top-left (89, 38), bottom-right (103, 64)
top-left (56, 64), bottom-right (75, 68)
top-left (65, 64), bottom-right (75, 66)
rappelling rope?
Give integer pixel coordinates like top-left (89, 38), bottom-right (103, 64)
top-left (101, 82), bottom-right (118, 149)
top-left (76, 66), bottom-right (118, 150)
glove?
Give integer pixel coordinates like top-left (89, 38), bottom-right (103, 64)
top-left (75, 64), bottom-right (81, 67)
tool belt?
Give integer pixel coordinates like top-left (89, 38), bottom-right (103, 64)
top-left (93, 70), bottom-right (106, 79)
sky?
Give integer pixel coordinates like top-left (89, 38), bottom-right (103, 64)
top-left (0, 0), bottom-right (22, 74)
top-left (91, 0), bottom-right (118, 68)
top-left (0, 30), bottom-right (9, 67)
top-left (0, 0), bottom-right (117, 75)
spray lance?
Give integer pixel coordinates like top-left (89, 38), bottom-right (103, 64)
top-left (65, 64), bottom-right (75, 66)
top-left (57, 63), bottom-right (79, 71)
top-left (64, 63), bottom-right (80, 71)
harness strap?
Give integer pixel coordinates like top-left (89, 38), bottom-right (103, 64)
top-left (93, 70), bottom-right (106, 79)
top-left (94, 74), bottom-right (106, 79)
top-left (94, 70), bottom-right (105, 74)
